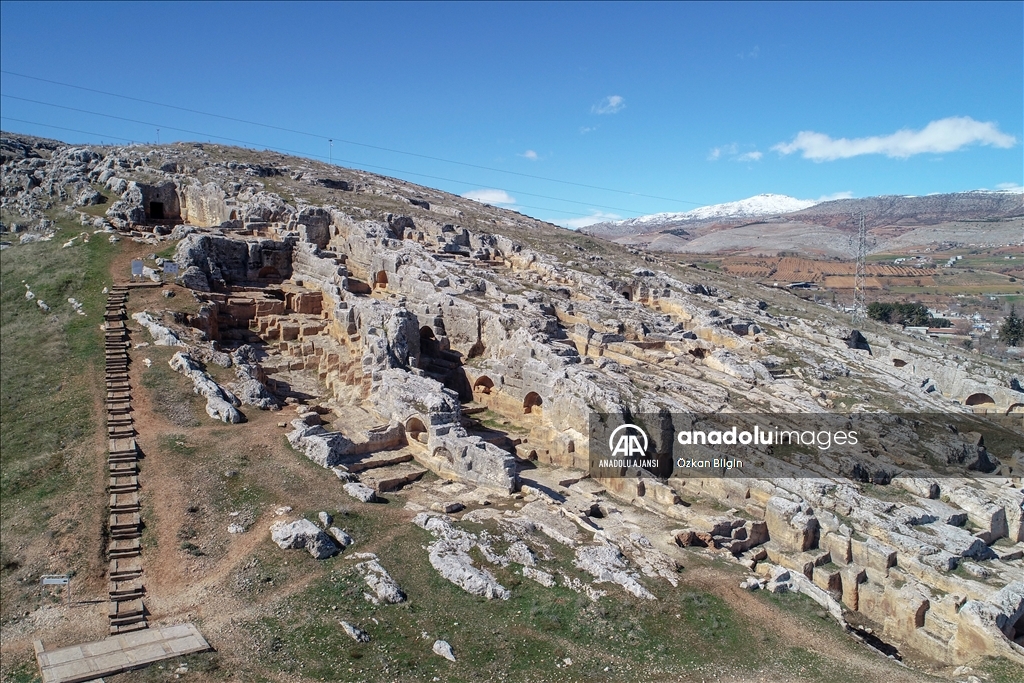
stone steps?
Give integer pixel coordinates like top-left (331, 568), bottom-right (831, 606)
top-left (108, 538), bottom-right (141, 559)
top-left (108, 579), bottom-right (145, 601)
top-left (341, 451), bottom-right (415, 474)
top-left (109, 475), bottom-right (139, 493)
top-left (109, 461), bottom-right (138, 476)
top-left (108, 559), bottom-right (142, 581)
top-left (103, 289), bottom-right (147, 635)
top-left (109, 492), bottom-right (141, 513)
top-left (358, 461), bottom-right (428, 493)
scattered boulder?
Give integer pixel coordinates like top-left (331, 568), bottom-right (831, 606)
top-left (340, 621), bottom-right (370, 643)
top-left (270, 519), bottom-right (340, 559)
top-left (432, 639), bottom-right (456, 662)
top-left (353, 557), bottom-right (406, 604)
top-left (132, 311), bottom-right (185, 346)
top-left (430, 501), bottom-right (465, 514)
top-left (740, 577), bottom-right (764, 591)
top-left (328, 527), bottom-right (354, 547)
top-left (343, 482), bottom-right (379, 503)
top-left (573, 544), bottom-right (656, 600)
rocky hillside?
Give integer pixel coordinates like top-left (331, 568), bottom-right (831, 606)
top-left (1, 131), bottom-right (1022, 681)
top-left (585, 191), bottom-right (1024, 255)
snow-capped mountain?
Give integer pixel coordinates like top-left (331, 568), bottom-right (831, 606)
top-left (618, 193), bottom-right (819, 228)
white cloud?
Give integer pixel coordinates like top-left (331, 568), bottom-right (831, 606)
top-left (592, 95), bottom-right (625, 115)
top-left (708, 143), bottom-right (737, 161)
top-left (816, 191), bottom-right (854, 202)
top-left (462, 189), bottom-right (516, 206)
top-left (773, 117), bottom-right (1017, 161)
top-left (552, 211), bottom-right (621, 230)
top-left (708, 144), bottom-right (762, 162)
top-left (737, 45), bottom-right (760, 59)
top-left (995, 182), bottom-right (1024, 193)
top-left (519, 149), bottom-right (538, 161)
top-left (580, 125), bottom-right (598, 134)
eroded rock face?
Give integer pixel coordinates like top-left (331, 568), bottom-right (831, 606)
top-left (133, 311), bottom-right (185, 347)
top-left (343, 482), bottom-right (379, 503)
top-left (174, 233), bottom-right (293, 289)
top-left (765, 497), bottom-right (819, 553)
top-left (352, 556), bottom-right (406, 604)
top-left (413, 513), bottom-right (510, 600)
top-left (8, 134), bottom-right (1018, 671)
top-left (372, 369), bottom-right (518, 493)
top-left (270, 519), bottom-right (340, 559)
top-left (573, 544), bottom-right (656, 600)
top-left (168, 351), bottom-right (243, 423)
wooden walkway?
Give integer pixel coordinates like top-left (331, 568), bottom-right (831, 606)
top-left (103, 286), bottom-right (147, 635)
top-left (33, 286), bottom-right (212, 683)
top-left (34, 623), bottom-right (210, 683)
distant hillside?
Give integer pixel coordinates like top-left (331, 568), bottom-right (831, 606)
top-left (584, 191), bottom-right (1024, 256)
top-left (786, 192), bottom-right (1024, 229)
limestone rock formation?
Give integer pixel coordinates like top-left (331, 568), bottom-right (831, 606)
top-left (413, 513), bottom-right (511, 600)
top-left (168, 351), bottom-right (243, 423)
top-left (132, 312), bottom-right (185, 347)
top-left (340, 621), bottom-right (370, 643)
top-left (352, 555), bottom-right (406, 604)
top-left (270, 518), bottom-right (341, 560)
top-left (432, 639), bottom-right (456, 662)
top-left (4, 133), bottom-right (1020, 671)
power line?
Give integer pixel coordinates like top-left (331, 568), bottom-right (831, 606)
top-left (0, 95), bottom-right (651, 216)
top-left (0, 114), bottom-right (617, 220)
top-left (852, 213), bottom-right (867, 324)
top-left (1, 69), bottom-right (705, 208)
top-left (0, 116), bottom-right (134, 143)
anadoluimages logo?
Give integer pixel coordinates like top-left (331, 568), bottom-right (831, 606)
top-left (608, 423), bottom-right (649, 458)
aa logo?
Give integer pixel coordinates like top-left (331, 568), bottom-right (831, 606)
top-left (608, 423), bottom-right (649, 458)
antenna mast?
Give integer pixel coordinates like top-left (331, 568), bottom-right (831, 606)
top-left (852, 213), bottom-right (867, 323)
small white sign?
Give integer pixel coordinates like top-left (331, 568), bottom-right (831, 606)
top-left (130, 260), bottom-right (144, 276)
top-left (162, 262), bottom-right (179, 275)
top-left (40, 575), bottom-right (70, 586)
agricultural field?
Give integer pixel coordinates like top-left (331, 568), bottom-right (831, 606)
top-left (694, 245), bottom-right (1024, 309)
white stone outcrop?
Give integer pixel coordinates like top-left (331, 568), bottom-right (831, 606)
top-left (132, 311), bottom-right (185, 346)
top-left (270, 518), bottom-right (340, 559)
top-left (413, 513), bottom-right (510, 600)
top-left (168, 351), bottom-right (243, 423)
top-left (573, 543), bottom-right (656, 600)
top-left (352, 556), bottom-right (406, 604)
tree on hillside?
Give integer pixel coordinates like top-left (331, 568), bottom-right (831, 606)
top-left (999, 306), bottom-right (1024, 346)
top-left (867, 301), bottom-right (950, 327)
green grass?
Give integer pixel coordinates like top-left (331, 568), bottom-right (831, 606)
top-left (2, 662), bottom-right (41, 683)
top-left (140, 348), bottom-right (202, 428)
top-left (229, 519), bottom-right (853, 683)
top-left (977, 656), bottom-right (1024, 683)
top-left (1, 218), bottom-right (116, 526)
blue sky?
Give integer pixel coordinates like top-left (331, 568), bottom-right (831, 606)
top-left (1, 1), bottom-right (1021, 227)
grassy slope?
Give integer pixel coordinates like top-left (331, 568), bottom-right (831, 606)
top-left (0, 217), bottom-right (117, 682)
